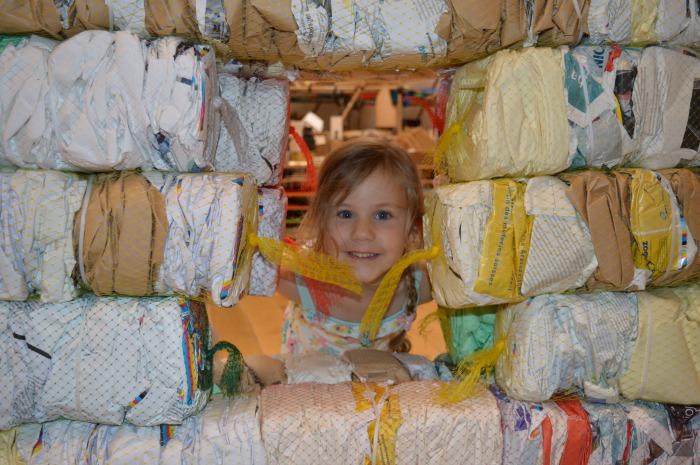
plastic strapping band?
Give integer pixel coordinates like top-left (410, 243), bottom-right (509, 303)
top-left (78, 176), bottom-right (94, 288)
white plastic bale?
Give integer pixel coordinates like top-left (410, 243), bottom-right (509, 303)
top-left (5, 170), bottom-right (86, 303)
top-left (393, 382), bottom-right (502, 465)
top-left (144, 37), bottom-right (219, 172)
top-left (0, 296), bottom-right (209, 428)
top-left (46, 30), bottom-right (152, 171)
top-left (632, 47), bottom-right (700, 169)
top-left (214, 74), bottom-right (288, 186)
top-left (0, 36), bottom-right (55, 169)
top-left (261, 382), bottom-right (372, 465)
top-left (143, 173), bottom-right (247, 305)
top-left (494, 292), bottom-right (638, 402)
top-left (520, 177), bottom-right (597, 296)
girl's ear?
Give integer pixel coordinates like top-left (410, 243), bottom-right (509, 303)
top-left (406, 222), bottom-right (422, 251)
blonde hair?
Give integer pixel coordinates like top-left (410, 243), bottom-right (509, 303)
top-left (299, 137), bottom-right (424, 351)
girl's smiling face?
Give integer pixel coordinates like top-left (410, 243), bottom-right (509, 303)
top-left (322, 168), bottom-right (416, 286)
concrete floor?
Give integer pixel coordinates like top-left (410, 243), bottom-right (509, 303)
top-left (208, 293), bottom-right (446, 359)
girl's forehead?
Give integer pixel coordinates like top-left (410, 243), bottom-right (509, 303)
top-left (336, 169), bottom-right (408, 206)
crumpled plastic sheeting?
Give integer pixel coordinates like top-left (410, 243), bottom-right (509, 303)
top-left (425, 177), bottom-right (595, 308)
top-left (12, 394), bottom-right (265, 465)
top-left (0, 37), bottom-right (56, 170)
top-left (564, 46), bottom-right (641, 169)
top-left (618, 286), bottom-right (700, 405)
top-left (586, 0), bottom-right (692, 45)
top-left (249, 187), bottom-right (286, 296)
top-left (0, 170), bottom-right (86, 303)
top-left (292, 0), bottom-right (448, 63)
top-left (283, 352), bottom-right (353, 384)
top-left (631, 46), bottom-right (700, 169)
top-left (0, 296), bottom-right (210, 429)
top-left (144, 172), bottom-right (257, 307)
top-left (214, 73), bottom-right (288, 186)
top-left (442, 47), bottom-right (571, 181)
top-left (0, 31), bottom-right (218, 172)
top-left (144, 36), bottom-right (219, 172)
top-left (494, 388), bottom-right (684, 465)
top-left (495, 292), bottom-right (638, 402)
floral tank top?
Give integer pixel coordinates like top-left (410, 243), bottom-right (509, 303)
top-left (282, 271), bottom-right (421, 356)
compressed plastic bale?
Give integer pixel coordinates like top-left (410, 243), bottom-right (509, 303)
top-left (143, 36), bottom-right (220, 171)
top-left (441, 47), bottom-right (570, 181)
top-left (0, 296), bottom-right (210, 428)
top-left (631, 47), bottom-right (700, 169)
top-left (617, 285), bottom-right (700, 405)
top-left (261, 383), bottom-right (372, 465)
top-left (249, 187), bottom-right (286, 296)
top-left (494, 292), bottom-right (638, 402)
top-left (0, 36), bottom-right (56, 169)
top-left (44, 30), bottom-right (153, 171)
top-left (0, 170), bottom-right (86, 303)
top-left (141, 172), bottom-right (257, 306)
top-left (214, 73), bottom-right (289, 186)
top-left (672, 0), bottom-right (700, 47)
top-left (520, 176), bottom-right (598, 296)
top-left (393, 382), bottom-right (502, 465)
top-left (425, 177), bottom-right (596, 308)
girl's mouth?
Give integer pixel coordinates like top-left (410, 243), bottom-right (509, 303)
top-left (347, 252), bottom-right (379, 259)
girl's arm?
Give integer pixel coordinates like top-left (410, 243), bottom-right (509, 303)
top-left (417, 262), bottom-right (433, 305)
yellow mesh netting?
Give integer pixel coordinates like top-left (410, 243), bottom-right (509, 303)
top-left (432, 122), bottom-right (461, 176)
top-left (359, 246), bottom-right (441, 345)
top-left (247, 234), bottom-right (362, 295)
top-left (352, 383), bottom-right (402, 465)
top-left (437, 338), bottom-right (506, 405)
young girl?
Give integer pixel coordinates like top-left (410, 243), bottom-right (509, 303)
top-left (278, 138), bottom-right (432, 355)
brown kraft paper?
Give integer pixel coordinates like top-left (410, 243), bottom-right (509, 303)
top-left (145, 0), bottom-right (200, 37)
top-left (563, 170), bottom-right (636, 290)
top-left (74, 172), bottom-right (168, 296)
top-left (0, 0), bottom-right (63, 37)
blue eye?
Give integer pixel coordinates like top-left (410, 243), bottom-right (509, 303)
top-left (336, 209), bottom-right (352, 219)
top-left (375, 210), bottom-right (393, 220)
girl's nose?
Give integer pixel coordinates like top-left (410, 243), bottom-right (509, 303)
top-left (351, 217), bottom-right (375, 241)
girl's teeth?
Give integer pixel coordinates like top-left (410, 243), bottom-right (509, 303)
top-left (351, 252), bottom-right (376, 258)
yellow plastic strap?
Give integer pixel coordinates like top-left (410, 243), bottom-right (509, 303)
top-left (359, 246), bottom-right (440, 345)
top-left (437, 338), bottom-right (506, 405)
top-left (247, 234), bottom-right (362, 294)
top-left (433, 122), bottom-right (461, 175)
top-left (473, 179), bottom-right (533, 299)
top-left (352, 383), bottom-right (402, 465)
top-left (627, 170), bottom-right (675, 281)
